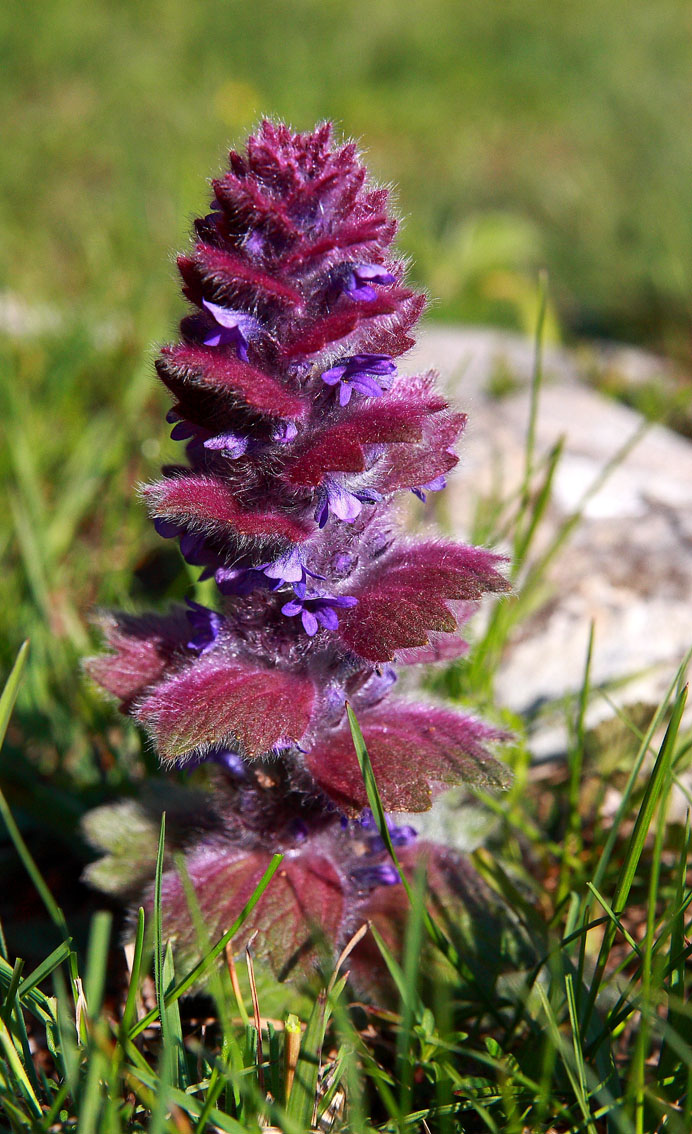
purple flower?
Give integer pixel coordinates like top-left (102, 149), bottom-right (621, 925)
top-left (262, 547), bottom-right (325, 589)
top-left (411, 475), bottom-right (447, 502)
top-left (290, 818), bottom-right (309, 842)
top-left (178, 532), bottom-right (219, 576)
top-left (320, 353), bottom-right (396, 406)
top-left (313, 477), bottom-right (362, 527)
top-left (352, 861), bottom-right (401, 888)
top-left (263, 547), bottom-right (306, 586)
top-left (185, 599), bottom-right (223, 654)
top-left (169, 420), bottom-right (197, 441)
top-left (355, 811), bottom-right (417, 856)
top-left (281, 587), bottom-right (358, 636)
top-left (166, 411), bottom-right (209, 451)
top-left (214, 564), bottom-right (268, 596)
top-left (244, 230), bottom-right (265, 258)
top-left (358, 811), bottom-right (417, 842)
top-left (354, 666), bottom-right (398, 708)
top-left (186, 746), bottom-right (247, 776)
top-left (331, 552), bottom-right (354, 574)
top-left (201, 299), bottom-right (260, 361)
top-left (87, 123), bottom-right (512, 995)
top-left (365, 827), bottom-right (418, 855)
top-left (203, 431), bottom-right (250, 459)
top-left (314, 478), bottom-right (383, 528)
top-left (343, 263), bottom-right (396, 302)
top-left (154, 519), bottom-right (222, 577)
top-left (153, 517), bottom-right (183, 540)
top-left (272, 421), bottom-right (298, 445)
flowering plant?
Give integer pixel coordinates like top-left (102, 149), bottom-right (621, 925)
top-left (86, 122), bottom-right (512, 995)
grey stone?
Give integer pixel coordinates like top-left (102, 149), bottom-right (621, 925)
top-left (405, 325), bottom-right (692, 764)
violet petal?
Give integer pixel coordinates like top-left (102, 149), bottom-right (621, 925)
top-left (264, 547), bottom-right (304, 584)
top-left (314, 605), bottom-right (339, 631)
top-left (320, 364), bottom-right (346, 386)
top-left (301, 609), bottom-right (319, 636)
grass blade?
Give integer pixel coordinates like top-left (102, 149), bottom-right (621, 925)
top-left (17, 940), bottom-right (72, 999)
top-left (347, 703), bottom-right (466, 975)
top-left (583, 683), bottom-right (688, 1037)
top-left (130, 852), bottom-right (283, 1039)
top-left (121, 906), bottom-right (145, 1036)
top-left (285, 990), bottom-right (326, 1128)
top-left (153, 812), bottom-right (168, 1037)
top-left (0, 640), bottom-right (29, 751)
top-left (0, 959), bottom-right (24, 1026)
top-left (0, 1015), bottom-right (42, 1120)
top-left (84, 910), bottom-right (111, 1021)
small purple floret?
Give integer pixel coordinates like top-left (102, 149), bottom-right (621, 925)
top-left (185, 599), bottom-right (223, 654)
top-left (290, 819), bottom-right (309, 842)
top-left (170, 420), bottom-right (197, 441)
top-left (201, 299), bottom-right (260, 362)
top-left (353, 862), bottom-right (401, 888)
top-left (179, 532), bottom-right (219, 574)
top-left (186, 746), bottom-right (247, 775)
top-left (272, 421), bottom-right (298, 445)
top-left (154, 517), bottom-right (183, 540)
top-left (262, 547), bottom-right (325, 590)
top-left (263, 547), bottom-right (306, 586)
top-left (356, 667), bottom-right (399, 708)
top-left (154, 519), bottom-right (221, 576)
top-left (203, 431), bottom-right (250, 459)
top-left (214, 565), bottom-right (267, 596)
top-left (412, 475), bottom-right (447, 502)
top-left (343, 263), bottom-right (396, 302)
top-left (320, 353), bottom-right (396, 406)
top-left (314, 477), bottom-right (363, 527)
top-left (358, 810), bottom-right (418, 849)
top-left (281, 587), bottom-right (358, 637)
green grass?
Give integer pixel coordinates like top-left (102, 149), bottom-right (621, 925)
top-left (0, 634), bottom-right (691, 1130)
top-left (2, 0), bottom-right (692, 808)
top-left (2, 292), bottom-right (691, 1130)
top-left (2, 6), bottom-right (692, 1126)
top-left (2, 0), bottom-right (692, 348)
top-left (1, 301), bottom-right (691, 1128)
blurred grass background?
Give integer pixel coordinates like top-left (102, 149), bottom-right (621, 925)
top-left (1, 0), bottom-right (692, 920)
top-left (3, 11), bottom-right (692, 1123)
top-left (3, 0), bottom-right (692, 345)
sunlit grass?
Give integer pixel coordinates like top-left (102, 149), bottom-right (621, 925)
top-left (1, 630), bottom-right (691, 1129)
top-left (1, 308), bottom-right (691, 1127)
top-left (2, 8), bottom-right (692, 1123)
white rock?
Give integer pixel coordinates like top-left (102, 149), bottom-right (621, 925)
top-left (406, 325), bottom-right (692, 762)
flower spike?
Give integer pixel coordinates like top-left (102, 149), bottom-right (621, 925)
top-left (85, 121), bottom-right (513, 997)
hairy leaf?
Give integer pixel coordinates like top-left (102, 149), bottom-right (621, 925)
top-left (143, 473), bottom-right (311, 546)
top-left (156, 844), bottom-right (345, 979)
top-left (283, 399), bottom-right (438, 487)
top-left (337, 542), bottom-right (509, 662)
top-left (179, 243), bottom-right (305, 306)
top-left (135, 656), bottom-right (315, 761)
top-left (306, 700), bottom-right (510, 814)
top-left (157, 344), bottom-right (307, 419)
top-left (86, 610), bottom-right (190, 710)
